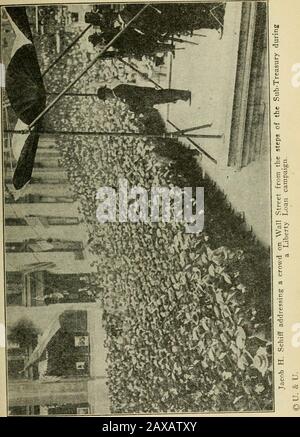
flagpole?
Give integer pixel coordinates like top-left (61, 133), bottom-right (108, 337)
top-left (42, 24), bottom-right (93, 77)
top-left (4, 128), bottom-right (223, 140)
top-left (29, 4), bottom-right (150, 130)
top-left (171, 37), bottom-right (199, 46)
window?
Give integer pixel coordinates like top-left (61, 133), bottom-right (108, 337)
top-left (33, 161), bottom-right (60, 169)
top-left (47, 217), bottom-right (79, 226)
top-left (5, 218), bottom-right (27, 226)
top-left (76, 362), bottom-right (86, 371)
top-left (6, 242), bottom-right (25, 253)
top-left (31, 177), bottom-right (66, 185)
top-left (6, 240), bottom-right (83, 253)
top-left (6, 216), bottom-right (79, 226)
top-left (39, 196), bottom-right (74, 203)
top-left (71, 12), bottom-right (79, 22)
top-left (5, 195), bottom-right (74, 204)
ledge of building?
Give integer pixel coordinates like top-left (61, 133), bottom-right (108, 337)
top-left (228, 2), bottom-right (268, 169)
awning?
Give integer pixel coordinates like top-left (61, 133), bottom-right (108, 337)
top-left (23, 315), bottom-right (60, 371)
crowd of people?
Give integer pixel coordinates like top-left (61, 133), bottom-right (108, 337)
top-left (34, 28), bottom-right (163, 97)
top-left (32, 3), bottom-right (226, 96)
top-left (26, 4), bottom-right (272, 413)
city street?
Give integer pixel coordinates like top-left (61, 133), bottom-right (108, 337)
top-left (3, 3), bottom-right (272, 415)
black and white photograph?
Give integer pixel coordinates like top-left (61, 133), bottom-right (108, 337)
top-left (1, 1), bottom-right (273, 415)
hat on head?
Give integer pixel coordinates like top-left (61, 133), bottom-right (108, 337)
top-left (97, 86), bottom-right (108, 100)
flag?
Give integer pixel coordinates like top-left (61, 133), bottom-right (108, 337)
top-left (23, 315), bottom-right (60, 371)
